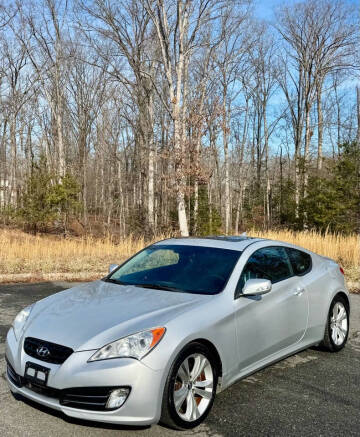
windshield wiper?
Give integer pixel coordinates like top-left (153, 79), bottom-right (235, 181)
top-left (134, 283), bottom-right (185, 293)
top-left (104, 278), bottom-right (129, 285)
top-left (104, 278), bottom-right (186, 292)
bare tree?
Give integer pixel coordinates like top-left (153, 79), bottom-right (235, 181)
top-left (142, 0), bottom-right (220, 236)
top-left (276, 0), bottom-right (357, 227)
top-left (67, 40), bottom-right (108, 224)
top-left (212, 3), bottom-right (252, 234)
top-left (248, 26), bottom-right (278, 227)
top-left (17, 0), bottom-right (70, 177)
top-left (81, 0), bottom-right (160, 234)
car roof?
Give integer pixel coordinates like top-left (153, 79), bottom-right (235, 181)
top-left (154, 236), bottom-right (265, 252)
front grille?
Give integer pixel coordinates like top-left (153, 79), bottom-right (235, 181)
top-left (24, 337), bottom-right (73, 365)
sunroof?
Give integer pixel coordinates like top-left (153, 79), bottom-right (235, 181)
top-left (202, 235), bottom-right (255, 242)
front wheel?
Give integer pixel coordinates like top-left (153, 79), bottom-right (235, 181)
top-left (321, 295), bottom-right (349, 352)
top-left (160, 342), bottom-right (218, 430)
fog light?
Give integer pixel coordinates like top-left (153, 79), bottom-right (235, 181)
top-left (106, 388), bottom-right (130, 409)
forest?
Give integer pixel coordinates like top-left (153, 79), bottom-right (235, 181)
top-left (0, 0), bottom-right (359, 238)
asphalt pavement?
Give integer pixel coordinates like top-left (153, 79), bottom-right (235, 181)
top-left (0, 282), bottom-right (359, 437)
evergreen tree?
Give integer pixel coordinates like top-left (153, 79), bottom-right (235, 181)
top-left (18, 158), bottom-right (80, 233)
top-left (193, 184), bottom-right (222, 236)
top-left (303, 142), bottom-right (360, 233)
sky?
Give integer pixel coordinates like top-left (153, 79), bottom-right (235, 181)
top-left (254, 0), bottom-right (296, 20)
top-left (254, 0), bottom-right (359, 21)
top-left (252, 0), bottom-right (359, 157)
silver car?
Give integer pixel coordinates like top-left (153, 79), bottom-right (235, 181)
top-left (6, 236), bottom-right (350, 430)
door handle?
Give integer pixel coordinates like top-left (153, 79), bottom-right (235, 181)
top-left (294, 287), bottom-right (305, 296)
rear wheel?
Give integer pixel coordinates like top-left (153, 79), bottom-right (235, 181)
top-left (160, 342), bottom-right (218, 430)
top-left (321, 295), bottom-right (349, 352)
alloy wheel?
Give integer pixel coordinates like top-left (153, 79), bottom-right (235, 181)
top-left (330, 301), bottom-right (348, 346)
top-left (173, 353), bottom-right (214, 422)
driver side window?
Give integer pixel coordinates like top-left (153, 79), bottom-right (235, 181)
top-left (235, 246), bottom-right (293, 298)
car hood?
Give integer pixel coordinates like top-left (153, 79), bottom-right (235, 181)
top-left (25, 280), bottom-right (208, 351)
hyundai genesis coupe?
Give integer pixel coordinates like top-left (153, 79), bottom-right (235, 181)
top-left (6, 236), bottom-right (350, 429)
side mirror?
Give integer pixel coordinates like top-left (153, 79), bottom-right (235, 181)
top-left (109, 264), bottom-right (119, 274)
top-left (242, 278), bottom-right (272, 296)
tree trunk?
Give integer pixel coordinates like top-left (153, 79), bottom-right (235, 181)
top-left (172, 80), bottom-right (189, 237)
top-left (223, 94), bottom-right (231, 234)
top-left (193, 112), bottom-right (203, 235)
top-left (54, 49), bottom-right (65, 178)
top-left (174, 104), bottom-right (189, 237)
top-left (193, 173), bottom-right (199, 234)
top-left (316, 81), bottom-right (323, 170)
top-left (263, 107), bottom-right (270, 228)
top-left (303, 103), bottom-right (311, 229)
top-left (148, 145), bottom-right (155, 232)
top-left (147, 93), bottom-right (155, 234)
top-left (304, 105), bottom-right (311, 198)
top-left (357, 86), bottom-right (360, 149)
top-left (294, 131), bottom-right (301, 220)
top-left (0, 120), bottom-right (8, 209)
top-left (279, 147), bottom-right (283, 223)
top-left (9, 114), bottom-right (17, 205)
top-left (234, 186), bottom-right (243, 234)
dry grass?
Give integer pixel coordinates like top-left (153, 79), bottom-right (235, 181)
top-left (0, 229), bottom-right (163, 277)
top-left (250, 229), bottom-right (359, 270)
top-left (0, 228), bottom-right (359, 290)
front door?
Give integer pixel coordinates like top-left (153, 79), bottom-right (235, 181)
top-left (234, 246), bottom-right (309, 371)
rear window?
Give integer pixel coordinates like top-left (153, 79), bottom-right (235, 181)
top-left (286, 248), bottom-right (312, 276)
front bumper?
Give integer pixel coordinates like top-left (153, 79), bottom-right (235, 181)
top-left (5, 328), bottom-right (165, 425)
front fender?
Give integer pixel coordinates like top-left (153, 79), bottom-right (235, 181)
top-left (141, 295), bottom-right (237, 389)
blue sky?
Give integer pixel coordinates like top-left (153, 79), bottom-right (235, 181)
top-left (254, 0), bottom-right (359, 21)
top-left (251, 0), bottom-right (359, 157)
top-left (254, 0), bottom-right (296, 20)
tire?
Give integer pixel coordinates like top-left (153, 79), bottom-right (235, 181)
top-left (321, 295), bottom-right (349, 352)
top-left (160, 342), bottom-right (218, 430)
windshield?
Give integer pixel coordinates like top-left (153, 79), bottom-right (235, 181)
top-left (107, 244), bottom-right (241, 295)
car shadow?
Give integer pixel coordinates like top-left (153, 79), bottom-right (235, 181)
top-left (10, 392), bottom-right (151, 432)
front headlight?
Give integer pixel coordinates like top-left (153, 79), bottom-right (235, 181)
top-left (12, 304), bottom-right (34, 340)
top-left (88, 327), bottom-right (166, 362)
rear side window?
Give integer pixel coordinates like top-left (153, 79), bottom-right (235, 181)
top-left (286, 248), bottom-right (312, 276)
